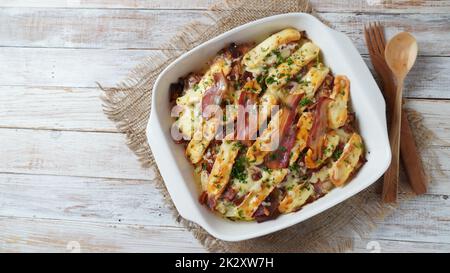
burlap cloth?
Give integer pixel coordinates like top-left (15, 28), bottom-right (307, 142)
top-left (99, 0), bottom-right (437, 252)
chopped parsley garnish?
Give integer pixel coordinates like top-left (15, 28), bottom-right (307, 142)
top-left (261, 166), bottom-right (272, 174)
top-left (332, 148), bottom-right (343, 161)
top-left (266, 76), bottom-right (278, 85)
top-left (286, 57), bottom-right (294, 65)
top-left (238, 209), bottom-right (244, 218)
top-left (256, 74), bottom-right (265, 85)
top-left (268, 153), bottom-right (278, 161)
top-left (273, 50), bottom-right (285, 65)
top-left (231, 156), bottom-right (248, 183)
top-left (279, 146), bottom-right (287, 152)
top-left (272, 49), bottom-right (281, 58)
top-left (233, 141), bottom-right (246, 150)
top-left (288, 164), bottom-right (299, 173)
top-left (285, 184), bottom-right (295, 191)
top-left (297, 79), bottom-right (309, 85)
top-left (299, 98), bottom-right (313, 107)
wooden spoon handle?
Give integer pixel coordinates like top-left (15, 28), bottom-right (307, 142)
top-left (382, 82), bottom-right (403, 203)
top-left (375, 60), bottom-right (427, 195)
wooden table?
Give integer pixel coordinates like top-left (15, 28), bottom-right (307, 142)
top-left (0, 0), bottom-right (449, 252)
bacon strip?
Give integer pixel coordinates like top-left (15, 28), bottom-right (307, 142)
top-left (236, 91), bottom-right (258, 145)
top-left (201, 72), bottom-right (228, 118)
top-left (265, 126), bottom-right (297, 169)
top-left (253, 188), bottom-right (281, 223)
top-left (307, 97), bottom-right (332, 161)
top-left (264, 94), bottom-right (302, 169)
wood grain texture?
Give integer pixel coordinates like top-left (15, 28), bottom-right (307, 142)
top-left (0, 173), bottom-right (172, 226)
top-left (351, 238), bottom-right (450, 253)
top-left (0, 217), bottom-right (205, 253)
top-left (0, 9), bottom-right (448, 56)
top-left (363, 56), bottom-right (450, 99)
top-left (369, 194), bottom-right (450, 245)
top-left (0, 48), bottom-right (155, 87)
top-left (0, 86), bottom-right (117, 132)
top-left (1, 0), bottom-right (449, 14)
top-left (0, 128), bottom-right (153, 180)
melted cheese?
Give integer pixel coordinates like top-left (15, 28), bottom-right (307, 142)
top-left (289, 112), bottom-right (313, 165)
top-left (237, 168), bottom-right (288, 220)
top-left (175, 105), bottom-right (201, 140)
top-left (328, 75), bottom-right (350, 129)
top-left (186, 118), bottom-right (219, 164)
top-left (242, 79), bottom-right (262, 94)
top-left (279, 183), bottom-right (313, 213)
top-left (206, 141), bottom-right (240, 200)
top-left (302, 63), bottom-right (330, 98)
top-left (229, 166), bottom-right (274, 198)
top-left (310, 165), bottom-right (331, 183)
top-left (334, 128), bottom-right (352, 144)
top-left (305, 131), bottom-right (340, 169)
top-left (242, 28), bottom-right (301, 73)
top-left (215, 167), bottom-right (288, 219)
top-left (266, 42), bottom-right (320, 91)
top-left (329, 133), bottom-right (363, 186)
top-left (246, 109), bottom-right (283, 164)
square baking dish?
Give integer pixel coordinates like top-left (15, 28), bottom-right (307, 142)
top-left (147, 13), bottom-right (391, 241)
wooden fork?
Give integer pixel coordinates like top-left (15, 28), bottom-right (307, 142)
top-left (364, 22), bottom-right (427, 202)
top-left (364, 22), bottom-right (396, 116)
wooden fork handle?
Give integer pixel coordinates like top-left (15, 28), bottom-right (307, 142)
top-left (400, 112), bottom-right (427, 194)
top-left (382, 82), bottom-right (403, 203)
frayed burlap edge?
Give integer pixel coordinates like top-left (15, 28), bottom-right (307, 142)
top-left (99, 0), bottom-right (435, 252)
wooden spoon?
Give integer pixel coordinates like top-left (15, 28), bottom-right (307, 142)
top-left (382, 32), bottom-right (418, 203)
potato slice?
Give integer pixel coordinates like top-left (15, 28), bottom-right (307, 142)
top-left (246, 109), bottom-right (283, 164)
top-left (289, 112), bottom-right (313, 165)
top-left (265, 42), bottom-right (320, 91)
top-left (186, 118), bottom-right (219, 164)
top-left (206, 141), bottom-right (241, 201)
top-left (237, 169), bottom-right (288, 220)
top-left (302, 64), bottom-right (330, 99)
top-left (279, 183), bottom-right (314, 213)
top-left (328, 75), bottom-right (350, 129)
top-left (242, 28), bottom-right (301, 73)
top-left (329, 133), bottom-right (364, 186)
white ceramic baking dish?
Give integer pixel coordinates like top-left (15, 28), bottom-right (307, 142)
top-left (147, 13), bottom-right (391, 241)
